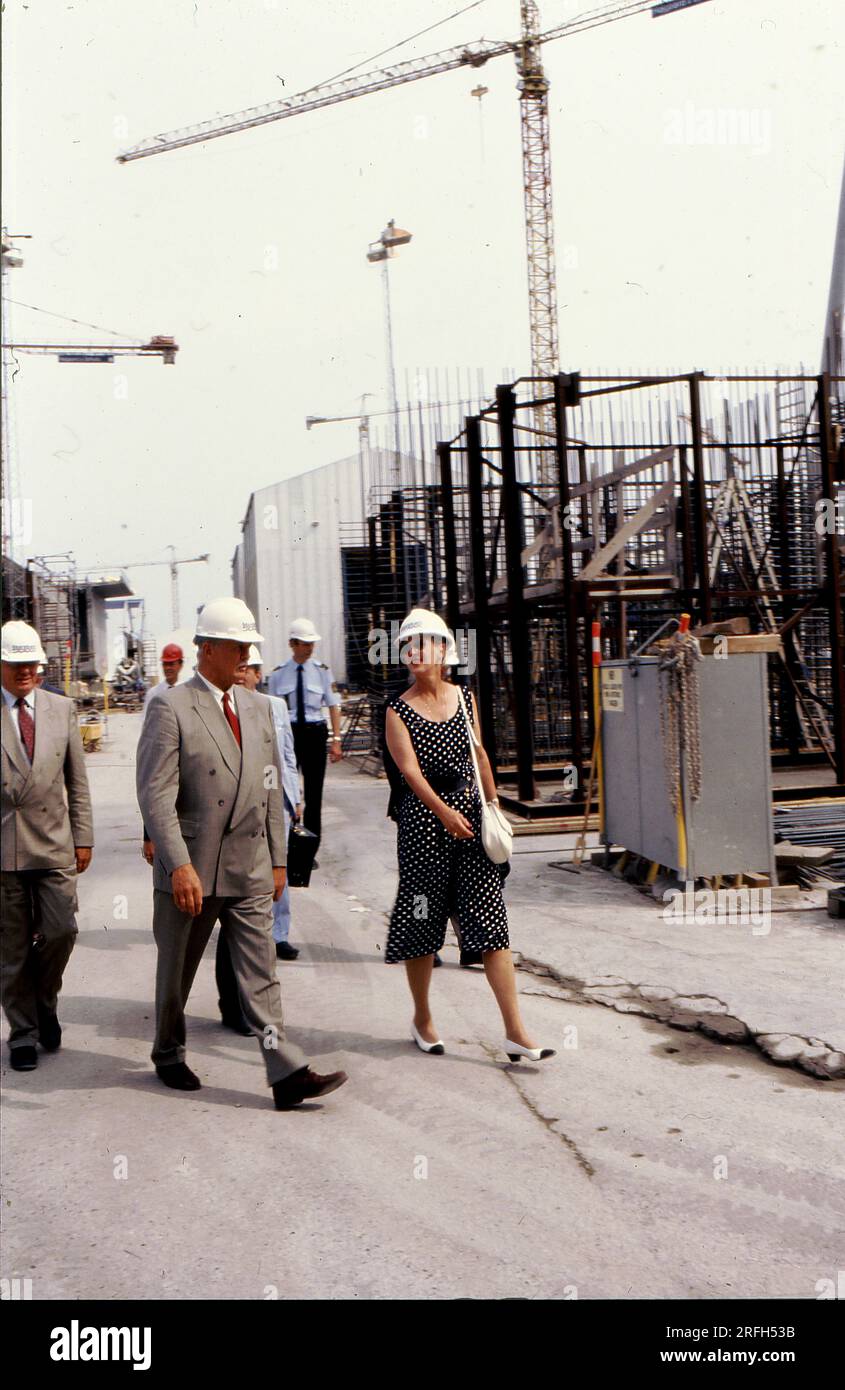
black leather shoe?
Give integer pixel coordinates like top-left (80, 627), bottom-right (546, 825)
top-left (10, 1046), bottom-right (38, 1072)
top-left (460, 949), bottom-right (484, 968)
top-left (275, 941), bottom-right (300, 961)
top-left (155, 1062), bottom-right (201, 1090)
top-left (37, 1005), bottom-right (62, 1051)
top-left (220, 1014), bottom-right (253, 1036)
top-left (272, 1066), bottom-right (348, 1110)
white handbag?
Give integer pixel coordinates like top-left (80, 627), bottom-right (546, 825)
top-left (457, 686), bottom-right (513, 864)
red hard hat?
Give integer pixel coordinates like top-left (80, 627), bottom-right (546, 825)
top-left (161, 643), bottom-right (183, 661)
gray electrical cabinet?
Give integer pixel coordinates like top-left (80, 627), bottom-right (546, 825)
top-left (600, 653), bottom-right (776, 882)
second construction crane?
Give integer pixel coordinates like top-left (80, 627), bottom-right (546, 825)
top-left (88, 547), bottom-right (209, 629)
top-left (117, 2), bottom-right (698, 483)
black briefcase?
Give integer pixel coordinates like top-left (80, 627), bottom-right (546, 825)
top-left (287, 822), bottom-right (318, 887)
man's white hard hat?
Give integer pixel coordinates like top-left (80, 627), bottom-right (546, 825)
top-left (194, 597), bottom-right (263, 644)
top-left (289, 617), bottom-right (321, 643)
top-left (1, 620), bottom-right (47, 664)
top-left (396, 608), bottom-right (459, 666)
top-left (246, 644), bottom-right (262, 667)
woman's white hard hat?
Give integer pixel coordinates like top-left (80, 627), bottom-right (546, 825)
top-left (396, 608), bottom-right (459, 665)
top-left (246, 644), bottom-right (262, 667)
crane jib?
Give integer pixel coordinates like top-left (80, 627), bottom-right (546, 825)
top-left (117, 1), bottom-right (661, 164)
top-left (117, 40), bottom-right (514, 163)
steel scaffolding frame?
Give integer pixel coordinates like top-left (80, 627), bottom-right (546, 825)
top-left (340, 370), bottom-right (845, 808)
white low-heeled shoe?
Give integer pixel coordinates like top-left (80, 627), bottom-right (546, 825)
top-left (411, 1022), bottom-right (445, 1055)
top-left (504, 1038), bottom-right (556, 1062)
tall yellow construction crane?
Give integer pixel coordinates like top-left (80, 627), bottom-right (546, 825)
top-left (118, 1), bottom-right (709, 477)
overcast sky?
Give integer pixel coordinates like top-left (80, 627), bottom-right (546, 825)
top-left (3, 0), bottom-right (843, 641)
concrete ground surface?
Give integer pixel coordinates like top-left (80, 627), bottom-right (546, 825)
top-left (502, 837), bottom-right (845, 1077)
top-left (1, 713), bottom-right (843, 1301)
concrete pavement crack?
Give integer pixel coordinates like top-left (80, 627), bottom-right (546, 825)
top-left (477, 1041), bottom-right (595, 1179)
top-left (512, 955), bottom-right (844, 1082)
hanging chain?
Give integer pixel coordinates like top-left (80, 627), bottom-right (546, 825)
top-left (658, 633), bottom-right (703, 814)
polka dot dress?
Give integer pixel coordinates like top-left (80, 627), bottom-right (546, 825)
top-left (384, 690), bottom-right (510, 964)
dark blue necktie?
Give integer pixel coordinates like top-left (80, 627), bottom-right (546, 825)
top-left (295, 664), bottom-right (306, 725)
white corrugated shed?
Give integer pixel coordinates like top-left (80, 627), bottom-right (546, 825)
top-left (233, 448), bottom-right (422, 683)
top-left (230, 542), bottom-right (246, 608)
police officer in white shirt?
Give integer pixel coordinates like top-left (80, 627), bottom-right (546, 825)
top-left (268, 617), bottom-right (341, 858)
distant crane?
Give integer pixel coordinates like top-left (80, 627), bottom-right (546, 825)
top-left (118, 1), bottom-right (710, 483)
top-left (306, 392), bottom-right (375, 452)
top-left (307, 392), bottom-right (378, 528)
top-left (1, 229), bottom-right (180, 616)
top-left (2, 335), bottom-right (178, 364)
top-left (87, 548), bottom-right (209, 628)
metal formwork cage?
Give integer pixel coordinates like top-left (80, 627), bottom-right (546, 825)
top-left (342, 370), bottom-right (845, 809)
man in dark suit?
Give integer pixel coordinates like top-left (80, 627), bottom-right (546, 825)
top-left (1, 621), bottom-right (94, 1071)
top-left (135, 597), bottom-right (348, 1110)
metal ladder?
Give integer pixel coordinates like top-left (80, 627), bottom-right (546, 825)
top-left (703, 437), bottom-right (835, 761)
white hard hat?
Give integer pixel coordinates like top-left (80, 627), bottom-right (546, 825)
top-left (194, 597), bottom-right (263, 644)
top-left (396, 609), bottom-right (459, 666)
top-left (1, 620), bottom-right (47, 664)
top-left (289, 616), bottom-right (321, 643)
top-left (246, 644), bottom-right (262, 667)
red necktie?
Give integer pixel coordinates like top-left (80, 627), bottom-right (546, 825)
top-left (16, 698), bottom-right (35, 762)
top-left (222, 691), bottom-right (241, 747)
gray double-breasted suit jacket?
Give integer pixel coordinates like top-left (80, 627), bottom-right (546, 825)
top-left (135, 675), bottom-right (307, 1083)
top-left (135, 675), bottom-right (286, 896)
top-left (1, 688), bottom-right (94, 872)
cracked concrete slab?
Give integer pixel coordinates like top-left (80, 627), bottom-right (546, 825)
top-left (501, 855), bottom-right (845, 1078)
top-left (366, 770), bottom-right (844, 1080)
top-left (513, 954), bottom-right (845, 1078)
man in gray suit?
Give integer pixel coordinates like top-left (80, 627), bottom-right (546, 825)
top-left (1, 621), bottom-right (94, 1072)
top-left (136, 597), bottom-right (347, 1109)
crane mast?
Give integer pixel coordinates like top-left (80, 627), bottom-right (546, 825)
top-left (516, 1), bottom-right (559, 485)
top-left (517, 1), bottom-right (558, 388)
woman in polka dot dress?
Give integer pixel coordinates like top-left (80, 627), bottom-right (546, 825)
top-left (384, 609), bottom-right (555, 1064)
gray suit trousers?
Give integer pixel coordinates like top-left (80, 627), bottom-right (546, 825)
top-left (0, 868), bottom-right (78, 1047)
top-left (151, 889), bottom-right (307, 1085)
